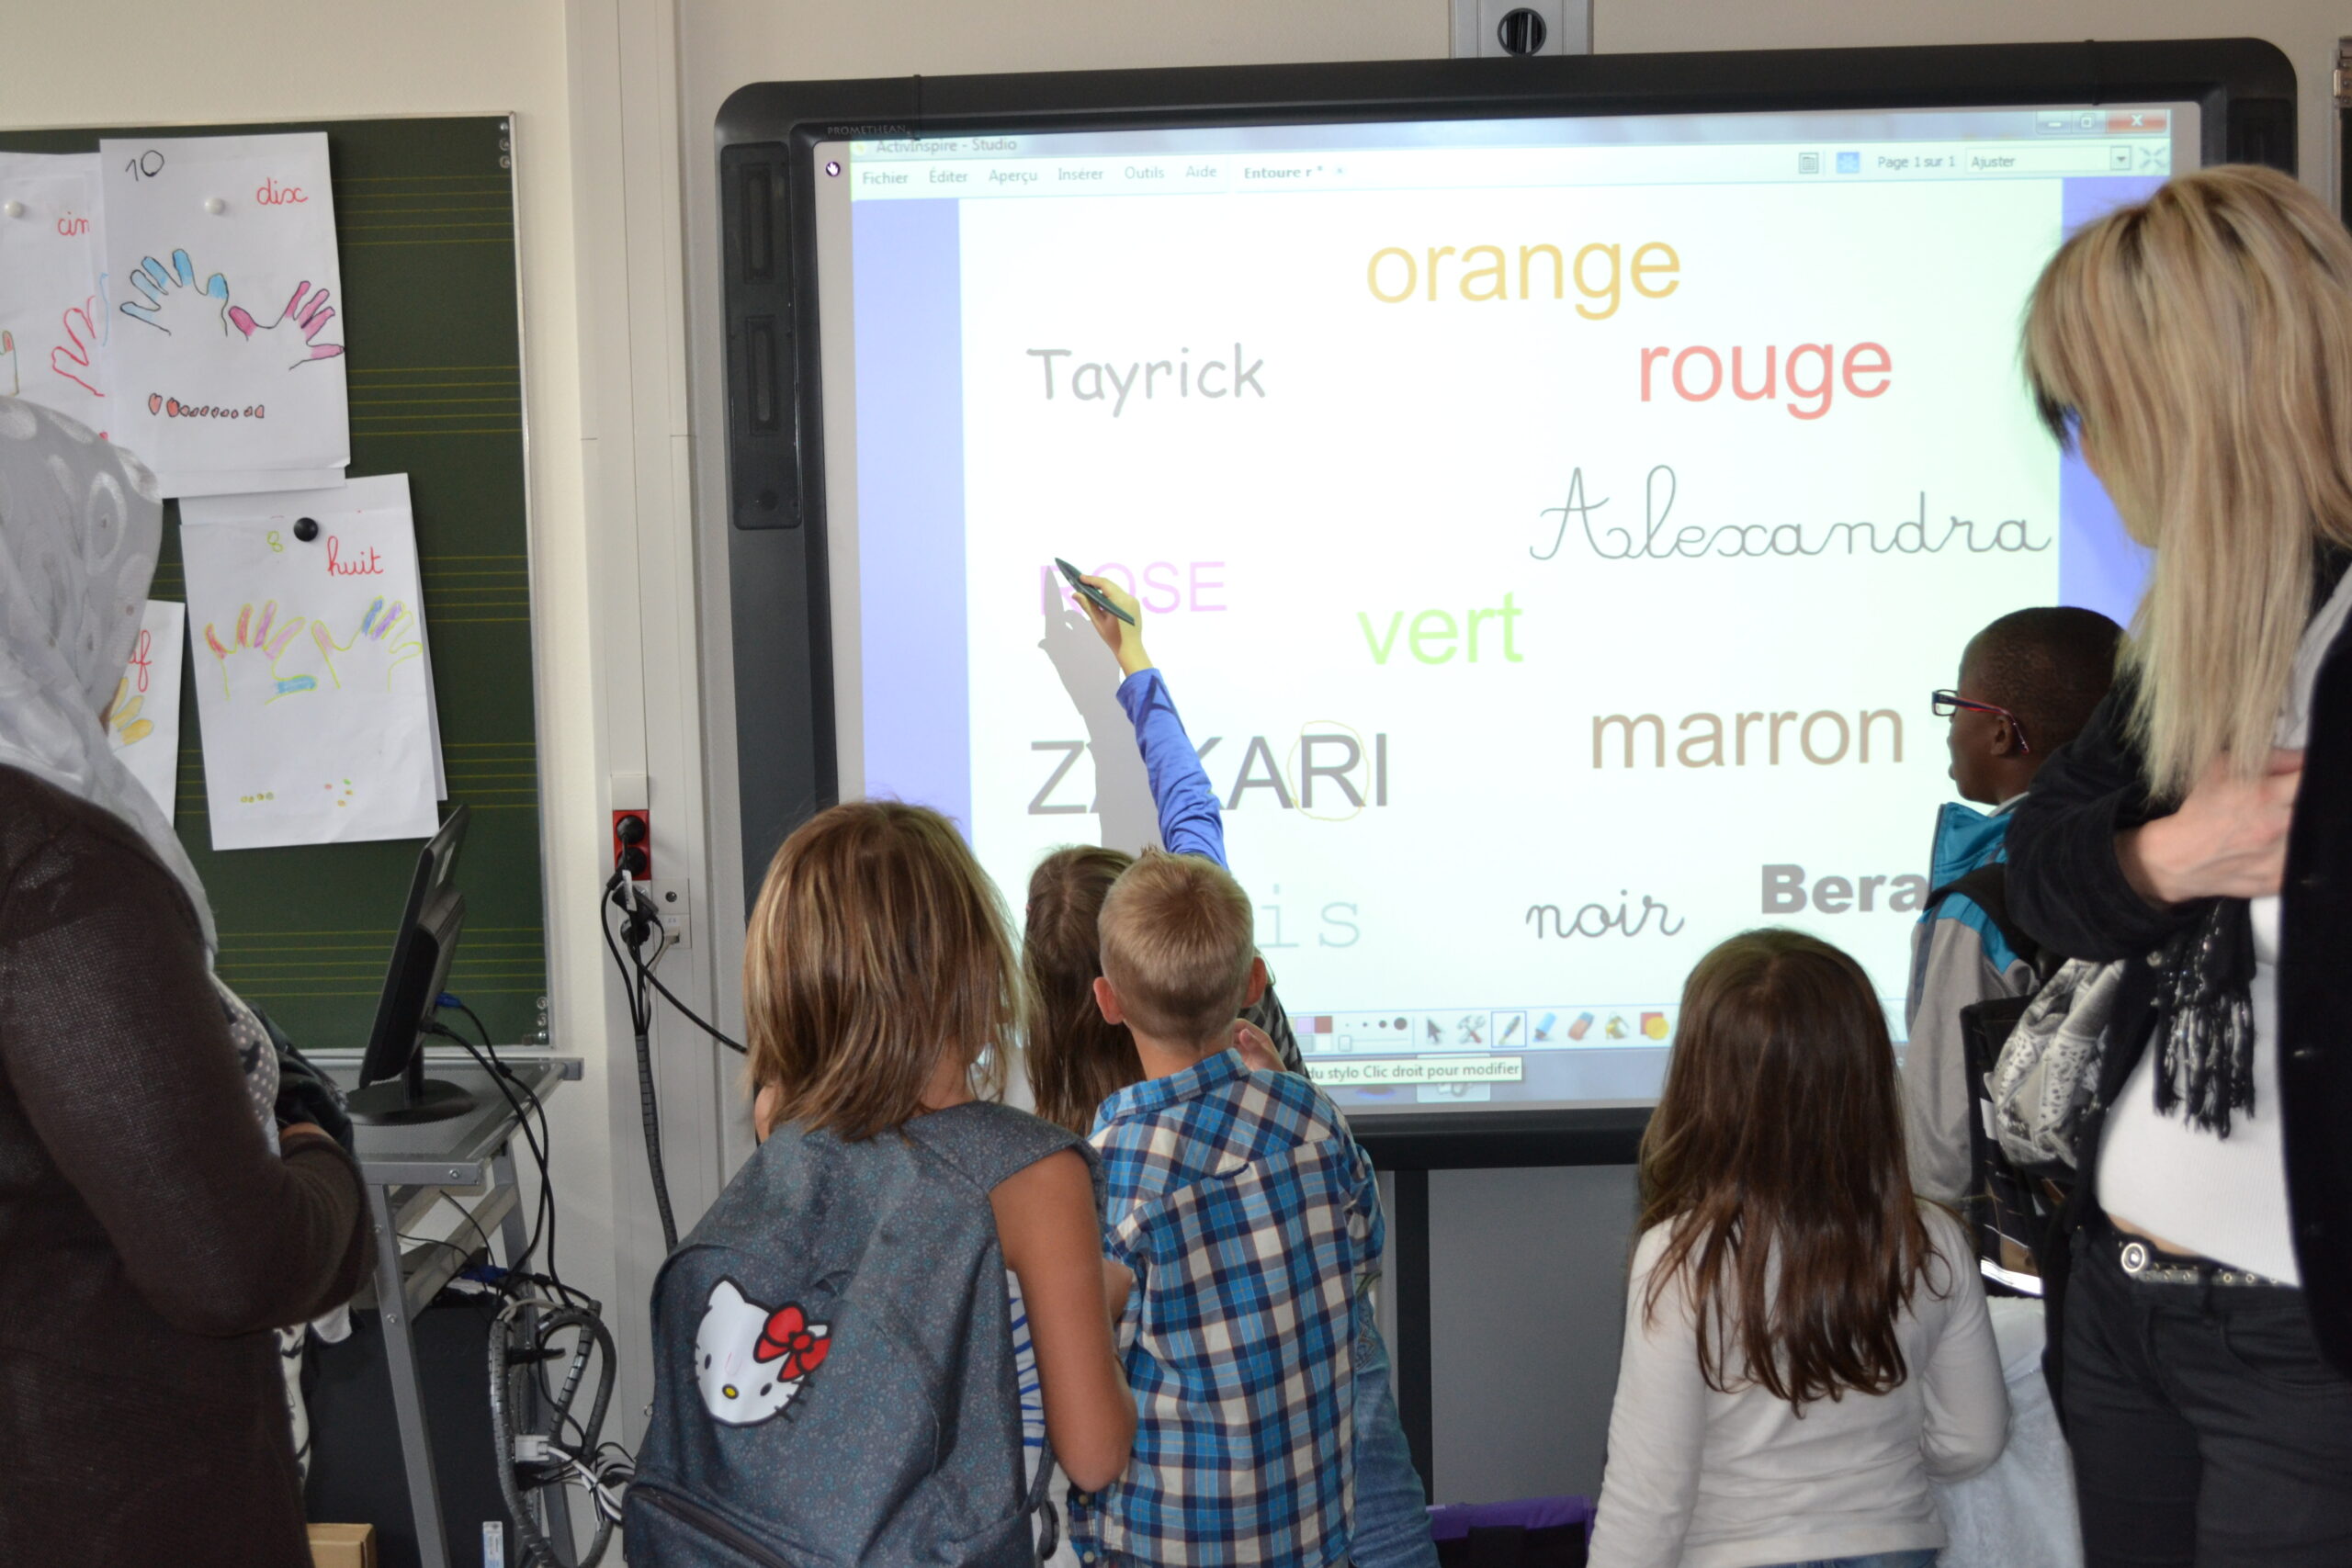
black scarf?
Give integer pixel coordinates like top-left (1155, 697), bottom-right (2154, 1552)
top-left (2149, 899), bottom-right (2256, 1134)
top-left (2144, 547), bottom-right (2352, 1136)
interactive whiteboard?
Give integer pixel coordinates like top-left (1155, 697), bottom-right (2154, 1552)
top-left (802, 104), bottom-right (2188, 1114)
top-left (717, 48), bottom-right (2297, 1127)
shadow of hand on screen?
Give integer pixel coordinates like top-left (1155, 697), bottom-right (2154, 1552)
top-left (1039, 606), bottom-right (1160, 854)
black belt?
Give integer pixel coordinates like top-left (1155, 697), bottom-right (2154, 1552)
top-left (2095, 1224), bottom-right (2295, 1290)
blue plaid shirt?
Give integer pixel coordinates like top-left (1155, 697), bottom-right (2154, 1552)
top-left (1070, 1047), bottom-right (1382, 1566)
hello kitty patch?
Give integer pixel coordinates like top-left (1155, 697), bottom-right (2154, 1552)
top-left (695, 1278), bottom-right (831, 1427)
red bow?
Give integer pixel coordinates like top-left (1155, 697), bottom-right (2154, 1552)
top-left (752, 1303), bottom-right (831, 1381)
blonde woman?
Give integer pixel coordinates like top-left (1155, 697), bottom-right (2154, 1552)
top-left (2007, 164), bottom-right (2352, 1566)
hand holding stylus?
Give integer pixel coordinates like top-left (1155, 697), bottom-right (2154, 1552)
top-left (1079, 575), bottom-right (1153, 677)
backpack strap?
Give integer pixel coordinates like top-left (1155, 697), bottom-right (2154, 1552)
top-left (1928, 862), bottom-right (2056, 983)
top-left (903, 1101), bottom-right (1103, 1553)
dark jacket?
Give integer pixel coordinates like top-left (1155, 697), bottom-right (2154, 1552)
top-left (0, 766), bottom-right (372, 1568)
top-left (2005, 626), bottom-right (2352, 1380)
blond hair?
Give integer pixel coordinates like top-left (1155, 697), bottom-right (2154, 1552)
top-left (1098, 851), bottom-right (1255, 1046)
top-left (742, 801), bottom-right (1014, 1140)
top-left (2022, 164), bottom-right (2352, 797)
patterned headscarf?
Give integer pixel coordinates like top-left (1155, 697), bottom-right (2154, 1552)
top-left (0, 395), bottom-right (214, 951)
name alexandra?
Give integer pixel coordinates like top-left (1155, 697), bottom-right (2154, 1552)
top-left (1532, 464), bottom-right (2049, 563)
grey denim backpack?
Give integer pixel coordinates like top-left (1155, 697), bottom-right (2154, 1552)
top-left (626, 1100), bottom-right (1096, 1567)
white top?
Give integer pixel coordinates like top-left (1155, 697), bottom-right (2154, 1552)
top-left (1589, 1206), bottom-right (2010, 1568)
top-left (2097, 898), bottom-right (2298, 1280)
top-left (2096, 568), bottom-right (2352, 1284)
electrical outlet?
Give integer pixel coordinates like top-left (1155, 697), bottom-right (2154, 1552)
top-left (613, 809), bottom-right (651, 880)
top-left (641, 878), bottom-right (693, 949)
top-left (1451, 0), bottom-right (1590, 58)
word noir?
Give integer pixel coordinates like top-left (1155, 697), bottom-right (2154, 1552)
top-left (1026, 344), bottom-right (1264, 414)
top-left (1761, 864), bottom-right (1928, 914)
top-left (1526, 892), bottom-right (1687, 940)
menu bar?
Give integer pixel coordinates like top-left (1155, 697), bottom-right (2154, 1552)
top-left (844, 136), bottom-right (2173, 201)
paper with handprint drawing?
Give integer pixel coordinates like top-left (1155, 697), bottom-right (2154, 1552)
top-left (107, 599), bottom-right (187, 824)
top-left (180, 475), bottom-right (442, 850)
top-left (0, 153), bottom-right (110, 434)
top-left (100, 132), bottom-right (347, 498)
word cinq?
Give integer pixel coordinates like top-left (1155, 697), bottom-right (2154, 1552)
top-left (1526, 892), bottom-right (1686, 940)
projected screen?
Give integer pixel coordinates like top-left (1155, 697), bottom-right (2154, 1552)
top-left (807, 103), bottom-right (2190, 1114)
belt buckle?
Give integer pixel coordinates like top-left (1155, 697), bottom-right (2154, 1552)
top-left (2120, 1239), bottom-right (2153, 1276)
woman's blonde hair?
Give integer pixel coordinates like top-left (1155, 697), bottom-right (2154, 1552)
top-left (2023, 164), bottom-right (2352, 797)
top-left (742, 800), bottom-right (1015, 1140)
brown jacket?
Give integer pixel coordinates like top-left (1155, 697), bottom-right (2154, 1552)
top-left (0, 765), bottom-right (371, 1568)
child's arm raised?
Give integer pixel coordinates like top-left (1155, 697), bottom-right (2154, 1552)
top-left (1078, 575), bottom-right (1227, 866)
top-left (991, 1148), bottom-right (1136, 1494)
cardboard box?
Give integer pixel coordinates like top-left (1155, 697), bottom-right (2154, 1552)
top-left (308, 1522), bottom-right (377, 1568)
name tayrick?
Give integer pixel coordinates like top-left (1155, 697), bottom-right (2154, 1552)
top-left (1026, 345), bottom-right (1265, 415)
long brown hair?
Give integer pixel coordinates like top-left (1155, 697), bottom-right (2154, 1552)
top-left (1023, 846), bottom-right (1142, 1135)
top-left (742, 801), bottom-right (1015, 1141)
top-left (2023, 165), bottom-right (2352, 797)
top-left (1639, 929), bottom-right (1939, 1411)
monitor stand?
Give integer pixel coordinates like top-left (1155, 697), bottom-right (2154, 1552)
top-left (346, 1055), bottom-right (480, 1125)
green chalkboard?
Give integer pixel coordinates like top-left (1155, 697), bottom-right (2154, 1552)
top-left (0, 118), bottom-right (547, 1049)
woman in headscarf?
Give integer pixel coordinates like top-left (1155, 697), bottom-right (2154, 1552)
top-left (0, 397), bottom-right (370, 1568)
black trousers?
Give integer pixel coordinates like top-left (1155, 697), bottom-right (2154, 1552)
top-left (2063, 1227), bottom-right (2352, 1567)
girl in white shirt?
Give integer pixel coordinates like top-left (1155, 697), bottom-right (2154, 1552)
top-left (1591, 929), bottom-right (2009, 1568)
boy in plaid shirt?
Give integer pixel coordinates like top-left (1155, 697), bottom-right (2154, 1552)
top-left (1068, 852), bottom-right (1383, 1567)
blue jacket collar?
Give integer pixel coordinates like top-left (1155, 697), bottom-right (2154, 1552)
top-left (1928, 797), bottom-right (2014, 894)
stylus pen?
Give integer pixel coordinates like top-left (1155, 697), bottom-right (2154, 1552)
top-left (1055, 558), bottom-right (1137, 625)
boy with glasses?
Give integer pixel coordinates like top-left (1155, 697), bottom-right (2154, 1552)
top-left (1909, 607), bottom-right (2121, 1285)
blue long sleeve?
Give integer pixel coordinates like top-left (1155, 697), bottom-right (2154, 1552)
top-left (1114, 667), bottom-right (1227, 868)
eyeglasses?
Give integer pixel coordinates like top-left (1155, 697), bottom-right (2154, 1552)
top-left (1930, 690), bottom-right (2030, 753)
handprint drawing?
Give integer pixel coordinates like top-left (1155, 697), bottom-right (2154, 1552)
top-left (230, 281), bottom-right (344, 367)
top-left (203, 601), bottom-right (318, 703)
top-left (51, 299), bottom-right (105, 399)
top-left (106, 677), bottom-right (156, 746)
top-left (309, 597), bottom-right (422, 691)
top-left (119, 250), bottom-right (232, 337)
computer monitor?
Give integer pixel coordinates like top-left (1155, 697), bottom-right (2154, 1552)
top-left (347, 805), bottom-right (477, 1125)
